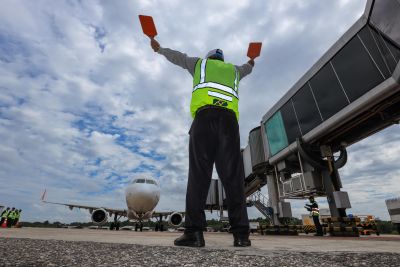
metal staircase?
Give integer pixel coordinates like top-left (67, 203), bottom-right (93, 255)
top-left (248, 190), bottom-right (273, 221)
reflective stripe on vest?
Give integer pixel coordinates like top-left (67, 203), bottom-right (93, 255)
top-left (234, 69), bottom-right (238, 92)
top-left (193, 82), bottom-right (238, 99)
top-left (200, 59), bottom-right (206, 83)
top-left (208, 91), bottom-right (232, 101)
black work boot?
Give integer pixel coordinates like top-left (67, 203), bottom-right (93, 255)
top-left (174, 231), bottom-right (205, 247)
top-left (233, 234), bottom-right (251, 247)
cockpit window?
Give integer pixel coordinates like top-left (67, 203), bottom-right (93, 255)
top-left (132, 178), bottom-right (157, 185)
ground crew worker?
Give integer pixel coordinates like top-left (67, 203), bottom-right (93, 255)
top-left (7, 207), bottom-right (16, 228)
top-left (0, 207), bottom-right (10, 226)
top-left (13, 209), bottom-right (22, 226)
top-left (305, 196), bottom-right (323, 236)
top-left (150, 38), bottom-right (255, 247)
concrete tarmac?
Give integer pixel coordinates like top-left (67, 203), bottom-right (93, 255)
top-left (1, 227), bottom-right (400, 266)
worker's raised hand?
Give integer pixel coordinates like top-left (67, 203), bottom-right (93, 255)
top-left (248, 59), bottom-right (255, 67)
top-left (151, 38), bottom-right (160, 52)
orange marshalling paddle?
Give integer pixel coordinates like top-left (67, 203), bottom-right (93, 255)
top-left (138, 15), bottom-right (157, 38)
top-left (247, 42), bottom-right (262, 59)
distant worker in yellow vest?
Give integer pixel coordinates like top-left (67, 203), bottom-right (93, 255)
top-left (0, 207), bottom-right (10, 226)
top-left (150, 38), bottom-right (255, 247)
top-left (13, 209), bottom-right (22, 226)
top-left (305, 196), bottom-right (323, 236)
top-left (7, 207), bottom-right (16, 228)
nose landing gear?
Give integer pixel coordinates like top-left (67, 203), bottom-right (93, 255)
top-left (135, 222), bottom-right (143, 231)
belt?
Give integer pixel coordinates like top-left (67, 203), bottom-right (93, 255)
top-left (196, 105), bottom-right (235, 116)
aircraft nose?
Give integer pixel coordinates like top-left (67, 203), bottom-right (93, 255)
top-left (126, 187), bottom-right (159, 212)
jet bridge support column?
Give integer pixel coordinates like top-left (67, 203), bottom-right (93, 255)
top-left (321, 169), bottom-right (346, 218)
top-left (298, 140), bottom-right (349, 218)
top-left (266, 173), bottom-right (280, 225)
top-left (320, 145), bottom-right (347, 218)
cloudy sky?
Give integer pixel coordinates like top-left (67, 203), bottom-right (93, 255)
top-left (1, 0), bottom-right (399, 223)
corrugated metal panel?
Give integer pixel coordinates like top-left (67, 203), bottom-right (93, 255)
top-left (242, 145), bottom-right (252, 179)
top-left (249, 126), bottom-right (266, 168)
top-left (206, 179), bottom-right (218, 206)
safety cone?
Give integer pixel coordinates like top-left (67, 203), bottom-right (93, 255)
top-left (1, 219), bottom-right (7, 228)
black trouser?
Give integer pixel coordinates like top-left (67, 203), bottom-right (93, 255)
top-left (313, 216), bottom-right (323, 235)
top-left (0, 217), bottom-right (6, 226)
top-left (185, 107), bottom-right (249, 235)
top-left (7, 218), bottom-right (13, 228)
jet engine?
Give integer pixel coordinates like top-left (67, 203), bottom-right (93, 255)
top-left (91, 208), bottom-right (108, 225)
top-left (167, 212), bottom-right (183, 227)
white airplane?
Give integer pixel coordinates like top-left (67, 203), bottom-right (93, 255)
top-left (41, 177), bottom-right (184, 231)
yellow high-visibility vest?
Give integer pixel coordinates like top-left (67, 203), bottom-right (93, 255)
top-left (191, 59), bottom-right (240, 120)
top-left (1, 210), bottom-right (9, 218)
top-left (311, 207), bottom-right (320, 216)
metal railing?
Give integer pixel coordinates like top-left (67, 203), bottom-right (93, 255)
top-left (248, 190), bottom-right (273, 221)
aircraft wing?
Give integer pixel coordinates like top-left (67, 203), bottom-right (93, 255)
top-left (42, 200), bottom-right (127, 217)
top-left (41, 190), bottom-right (127, 217)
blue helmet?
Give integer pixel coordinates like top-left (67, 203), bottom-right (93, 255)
top-left (206, 49), bottom-right (224, 61)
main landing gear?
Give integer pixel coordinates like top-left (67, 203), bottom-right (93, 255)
top-left (155, 222), bottom-right (164, 232)
top-left (109, 214), bottom-right (120, 231)
top-left (154, 214), bottom-right (165, 232)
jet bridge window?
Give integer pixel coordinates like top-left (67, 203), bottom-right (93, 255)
top-left (358, 26), bottom-right (392, 79)
top-left (292, 84), bottom-right (323, 135)
top-left (331, 28), bottom-right (386, 103)
top-left (265, 111), bottom-right (289, 156)
top-left (280, 100), bottom-right (302, 144)
top-left (309, 62), bottom-right (349, 121)
top-left (370, 29), bottom-right (400, 73)
top-left (370, 0), bottom-right (400, 47)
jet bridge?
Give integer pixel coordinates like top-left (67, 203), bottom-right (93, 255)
top-left (242, 0), bottom-right (400, 224)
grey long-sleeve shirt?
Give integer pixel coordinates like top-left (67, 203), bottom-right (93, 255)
top-left (158, 47), bottom-right (253, 80)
